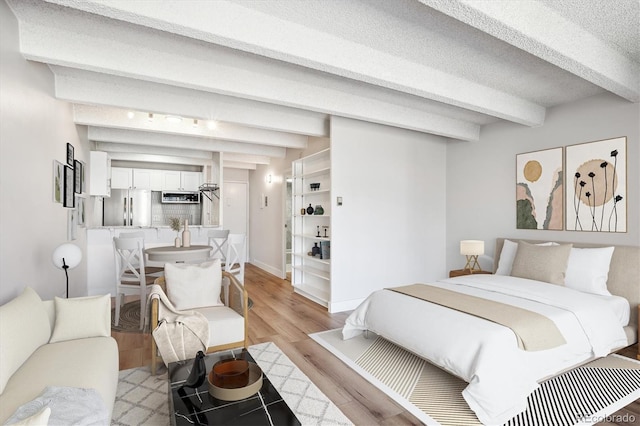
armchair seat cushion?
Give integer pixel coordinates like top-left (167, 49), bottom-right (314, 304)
top-left (197, 306), bottom-right (245, 347)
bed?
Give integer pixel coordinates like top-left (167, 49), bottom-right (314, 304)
top-left (342, 238), bottom-right (639, 425)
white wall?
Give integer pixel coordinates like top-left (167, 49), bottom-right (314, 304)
top-left (330, 116), bottom-right (448, 311)
top-left (248, 137), bottom-right (328, 278)
top-left (446, 93), bottom-right (640, 272)
top-left (0, 0), bottom-right (89, 304)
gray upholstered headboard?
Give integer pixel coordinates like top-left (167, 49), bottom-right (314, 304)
top-left (494, 238), bottom-right (639, 344)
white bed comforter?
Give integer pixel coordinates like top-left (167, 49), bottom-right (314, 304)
top-left (342, 274), bottom-right (628, 425)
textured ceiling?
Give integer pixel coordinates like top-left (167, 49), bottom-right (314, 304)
top-left (6, 0), bottom-right (639, 168)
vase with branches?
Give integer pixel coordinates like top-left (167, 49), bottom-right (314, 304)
top-left (170, 217), bottom-right (182, 247)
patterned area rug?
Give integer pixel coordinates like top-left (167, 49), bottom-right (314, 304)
top-left (111, 342), bottom-right (352, 426)
top-left (111, 300), bottom-right (146, 333)
top-left (311, 329), bottom-right (640, 426)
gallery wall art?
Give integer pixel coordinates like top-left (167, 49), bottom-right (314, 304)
top-left (516, 148), bottom-right (563, 230)
top-left (565, 137), bottom-right (626, 233)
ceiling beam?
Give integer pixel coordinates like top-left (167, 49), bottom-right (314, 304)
top-left (87, 127), bottom-right (287, 158)
top-left (421, 0), bottom-right (639, 102)
top-left (75, 104), bottom-right (307, 149)
top-left (93, 142), bottom-right (213, 160)
top-left (222, 153), bottom-right (270, 165)
top-left (223, 161), bottom-right (257, 170)
top-left (11, 0), bottom-right (481, 140)
top-left (40, 0), bottom-right (546, 127)
top-left (52, 66), bottom-right (329, 137)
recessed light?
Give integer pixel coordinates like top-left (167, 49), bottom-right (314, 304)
top-left (127, 111), bottom-right (135, 119)
top-left (207, 120), bottom-right (217, 130)
top-left (165, 115), bottom-right (183, 123)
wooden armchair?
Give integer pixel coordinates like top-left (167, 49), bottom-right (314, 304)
top-left (150, 271), bottom-right (249, 375)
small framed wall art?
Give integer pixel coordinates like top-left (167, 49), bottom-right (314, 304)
top-left (516, 147), bottom-right (563, 230)
top-left (53, 160), bottom-right (64, 203)
top-left (63, 165), bottom-right (75, 208)
top-left (66, 143), bottom-right (74, 166)
top-left (565, 137), bottom-right (626, 233)
top-left (74, 159), bottom-right (82, 194)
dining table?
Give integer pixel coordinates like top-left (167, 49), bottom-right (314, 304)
top-left (145, 245), bottom-right (212, 263)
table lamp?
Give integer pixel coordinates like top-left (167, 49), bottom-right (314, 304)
top-left (52, 243), bottom-right (82, 298)
top-left (460, 240), bottom-right (484, 273)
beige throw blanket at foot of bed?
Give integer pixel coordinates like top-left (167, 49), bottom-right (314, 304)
top-left (389, 284), bottom-right (566, 351)
top-left (149, 285), bottom-right (209, 365)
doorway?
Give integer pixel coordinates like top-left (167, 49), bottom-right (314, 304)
top-left (223, 181), bottom-right (249, 261)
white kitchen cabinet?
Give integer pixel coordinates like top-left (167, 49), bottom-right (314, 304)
top-left (133, 168), bottom-right (162, 190)
top-left (161, 170), bottom-right (202, 191)
top-left (111, 167), bottom-right (132, 189)
top-left (89, 151), bottom-right (111, 197)
top-left (181, 171), bottom-right (202, 191)
top-left (291, 148), bottom-right (331, 308)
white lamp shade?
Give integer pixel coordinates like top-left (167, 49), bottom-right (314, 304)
top-left (460, 240), bottom-right (484, 256)
top-left (52, 243), bottom-right (82, 269)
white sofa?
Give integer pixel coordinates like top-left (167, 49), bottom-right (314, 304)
top-left (0, 288), bottom-right (119, 424)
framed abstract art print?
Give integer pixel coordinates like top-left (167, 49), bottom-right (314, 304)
top-left (516, 147), bottom-right (563, 230)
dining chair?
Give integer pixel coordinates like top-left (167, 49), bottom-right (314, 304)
top-left (207, 229), bottom-right (230, 263)
top-left (118, 231), bottom-right (165, 277)
top-left (113, 237), bottom-right (156, 329)
top-left (225, 233), bottom-right (247, 284)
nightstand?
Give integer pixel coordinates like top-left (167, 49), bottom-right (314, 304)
top-left (449, 269), bottom-right (493, 278)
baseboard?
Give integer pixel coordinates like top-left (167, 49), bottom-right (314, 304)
top-left (328, 297), bottom-right (365, 313)
top-left (249, 259), bottom-right (285, 279)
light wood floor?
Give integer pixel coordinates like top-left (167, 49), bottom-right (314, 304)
top-left (112, 263), bottom-right (639, 425)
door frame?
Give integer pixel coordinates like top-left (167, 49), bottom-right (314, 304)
top-left (282, 169), bottom-right (292, 279)
top-left (222, 180), bottom-right (250, 262)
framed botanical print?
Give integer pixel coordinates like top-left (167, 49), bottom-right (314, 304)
top-left (63, 165), bottom-right (75, 208)
top-left (74, 159), bottom-right (82, 193)
top-left (565, 137), bottom-right (626, 232)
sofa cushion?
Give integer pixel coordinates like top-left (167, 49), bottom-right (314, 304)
top-left (49, 295), bottom-right (111, 343)
top-left (0, 288), bottom-right (50, 395)
top-left (0, 337), bottom-right (119, 424)
top-left (196, 306), bottom-right (245, 347)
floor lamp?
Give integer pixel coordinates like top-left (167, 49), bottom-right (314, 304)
top-left (52, 243), bottom-right (82, 298)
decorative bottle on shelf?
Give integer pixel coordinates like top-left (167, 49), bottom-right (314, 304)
top-left (314, 205), bottom-right (324, 215)
top-left (174, 236), bottom-right (181, 248)
top-left (306, 204), bottom-right (314, 215)
top-left (182, 220), bottom-right (191, 248)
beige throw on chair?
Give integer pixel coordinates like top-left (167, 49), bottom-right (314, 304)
top-left (148, 284), bottom-right (209, 366)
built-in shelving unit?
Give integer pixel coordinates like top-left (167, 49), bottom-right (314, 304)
top-left (291, 148), bottom-right (331, 307)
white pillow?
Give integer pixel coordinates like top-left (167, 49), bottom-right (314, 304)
top-left (564, 247), bottom-right (615, 296)
top-left (49, 294), bottom-right (111, 343)
top-left (164, 260), bottom-right (223, 310)
top-left (495, 239), bottom-right (557, 275)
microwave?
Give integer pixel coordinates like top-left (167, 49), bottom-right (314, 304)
top-left (161, 191), bottom-right (200, 204)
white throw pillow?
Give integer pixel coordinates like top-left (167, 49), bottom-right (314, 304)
top-left (164, 260), bottom-right (223, 310)
top-left (495, 239), bottom-right (557, 275)
top-left (0, 287), bottom-right (50, 394)
top-left (564, 247), bottom-right (615, 296)
top-left (49, 294), bottom-right (111, 343)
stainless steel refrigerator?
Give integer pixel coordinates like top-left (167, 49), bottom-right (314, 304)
top-left (103, 189), bottom-right (152, 226)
